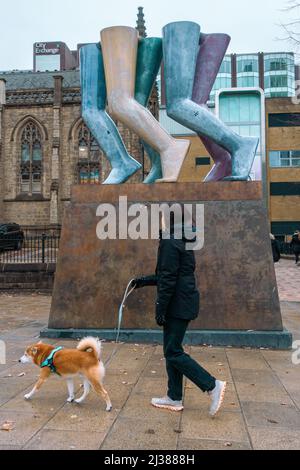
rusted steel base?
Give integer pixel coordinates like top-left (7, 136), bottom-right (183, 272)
top-left (48, 182), bottom-right (284, 335)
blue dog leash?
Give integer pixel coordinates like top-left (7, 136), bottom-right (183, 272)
top-left (104, 279), bottom-right (135, 367)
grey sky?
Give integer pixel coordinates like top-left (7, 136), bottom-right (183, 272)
top-left (0, 0), bottom-right (296, 71)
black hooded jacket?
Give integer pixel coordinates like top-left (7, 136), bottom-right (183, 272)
top-left (291, 234), bottom-right (300, 254)
top-left (138, 228), bottom-right (200, 321)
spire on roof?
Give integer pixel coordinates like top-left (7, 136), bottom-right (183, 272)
top-left (136, 6), bottom-right (147, 38)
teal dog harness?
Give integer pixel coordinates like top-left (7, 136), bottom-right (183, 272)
top-left (40, 347), bottom-right (63, 375)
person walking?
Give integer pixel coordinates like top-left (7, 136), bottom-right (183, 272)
top-left (291, 231), bottom-right (300, 265)
top-left (270, 234), bottom-right (281, 263)
top-left (132, 214), bottom-right (226, 417)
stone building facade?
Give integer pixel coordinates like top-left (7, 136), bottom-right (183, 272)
top-left (0, 69), bottom-right (158, 229)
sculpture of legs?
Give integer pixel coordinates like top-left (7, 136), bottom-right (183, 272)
top-left (101, 26), bottom-right (190, 183)
top-left (163, 22), bottom-right (259, 181)
top-left (193, 33), bottom-right (232, 181)
top-left (80, 43), bottom-right (141, 184)
top-left (135, 37), bottom-right (163, 183)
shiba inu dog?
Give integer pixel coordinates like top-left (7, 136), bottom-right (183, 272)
top-left (19, 337), bottom-right (112, 412)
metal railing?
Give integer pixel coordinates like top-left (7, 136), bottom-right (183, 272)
top-left (279, 241), bottom-right (294, 256)
top-left (0, 234), bottom-right (60, 264)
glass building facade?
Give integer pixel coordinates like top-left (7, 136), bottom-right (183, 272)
top-left (209, 56), bottom-right (232, 101)
top-left (264, 53), bottom-right (295, 98)
top-left (218, 91), bottom-right (263, 181)
top-left (237, 55), bottom-right (259, 88)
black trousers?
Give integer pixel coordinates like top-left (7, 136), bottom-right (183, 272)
top-left (295, 252), bottom-right (300, 264)
top-left (163, 317), bottom-right (216, 401)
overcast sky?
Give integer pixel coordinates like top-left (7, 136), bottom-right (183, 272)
top-left (0, 0), bottom-right (297, 71)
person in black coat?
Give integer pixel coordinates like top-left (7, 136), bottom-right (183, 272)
top-left (291, 231), bottom-right (300, 265)
top-left (270, 234), bottom-right (281, 263)
top-left (132, 215), bottom-right (226, 417)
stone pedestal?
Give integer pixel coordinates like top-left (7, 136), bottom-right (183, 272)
top-left (43, 182), bottom-right (292, 349)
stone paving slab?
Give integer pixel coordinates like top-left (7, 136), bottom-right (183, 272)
top-left (0, 283), bottom-right (299, 450)
top-left (275, 259), bottom-right (300, 302)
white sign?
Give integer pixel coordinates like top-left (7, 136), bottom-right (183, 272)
top-left (35, 43), bottom-right (60, 55)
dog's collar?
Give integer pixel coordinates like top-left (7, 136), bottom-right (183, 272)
top-left (40, 347), bottom-right (63, 375)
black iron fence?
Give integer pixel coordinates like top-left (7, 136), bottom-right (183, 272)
top-left (0, 234), bottom-right (60, 264)
top-left (279, 241), bottom-right (294, 256)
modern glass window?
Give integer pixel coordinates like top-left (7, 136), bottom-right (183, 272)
top-left (219, 92), bottom-right (262, 180)
top-left (20, 121), bottom-right (42, 194)
top-left (237, 55), bottom-right (259, 88)
top-left (209, 56), bottom-right (232, 101)
top-left (35, 55), bottom-right (61, 72)
top-left (269, 113), bottom-right (300, 127)
top-left (77, 122), bottom-right (102, 184)
top-left (264, 53), bottom-right (295, 98)
top-left (269, 150), bottom-right (300, 167)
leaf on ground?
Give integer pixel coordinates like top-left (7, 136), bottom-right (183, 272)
top-left (4, 374), bottom-right (12, 378)
top-left (151, 371), bottom-right (157, 374)
top-left (1, 421), bottom-right (15, 432)
top-left (174, 429), bottom-right (182, 434)
top-left (146, 429), bottom-right (155, 435)
top-left (70, 415), bottom-right (78, 420)
top-left (225, 442), bottom-right (232, 447)
top-left (267, 418), bottom-right (279, 424)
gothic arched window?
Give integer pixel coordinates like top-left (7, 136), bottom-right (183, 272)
top-left (20, 121), bottom-right (42, 194)
top-left (77, 122), bottom-right (101, 184)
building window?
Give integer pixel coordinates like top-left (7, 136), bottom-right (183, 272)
top-left (20, 121), bottom-right (42, 194)
top-left (77, 122), bottom-right (101, 184)
top-left (269, 113), bottom-right (300, 127)
top-left (264, 53), bottom-right (295, 98)
top-left (270, 150), bottom-right (300, 167)
top-left (236, 55), bottom-right (260, 88)
top-left (209, 56), bottom-right (232, 102)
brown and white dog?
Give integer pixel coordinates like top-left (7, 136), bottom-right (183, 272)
top-left (19, 337), bottom-right (112, 411)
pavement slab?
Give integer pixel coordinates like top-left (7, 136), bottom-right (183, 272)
top-left (0, 258), bottom-right (299, 450)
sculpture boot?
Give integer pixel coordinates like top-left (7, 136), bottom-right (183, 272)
top-left (101, 26), bottom-right (190, 183)
top-left (163, 22), bottom-right (258, 181)
top-left (135, 37), bottom-right (163, 183)
top-left (80, 43), bottom-right (141, 184)
top-left (193, 33), bottom-right (232, 181)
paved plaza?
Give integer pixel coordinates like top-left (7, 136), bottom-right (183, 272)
top-left (0, 258), bottom-right (299, 450)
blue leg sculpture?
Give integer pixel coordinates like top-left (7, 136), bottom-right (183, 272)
top-left (80, 43), bottom-right (142, 184)
top-left (163, 22), bottom-right (259, 181)
top-left (135, 37), bottom-right (163, 183)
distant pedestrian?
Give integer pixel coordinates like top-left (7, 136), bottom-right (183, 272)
top-left (290, 231), bottom-right (300, 265)
top-left (270, 234), bottom-right (281, 263)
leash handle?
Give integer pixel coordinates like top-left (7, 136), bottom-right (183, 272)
top-left (104, 279), bottom-right (136, 367)
top-left (116, 279), bottom-right (136, 344)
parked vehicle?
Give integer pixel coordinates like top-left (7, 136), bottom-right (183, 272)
top-left (0, 223), bottom-right (24, 251)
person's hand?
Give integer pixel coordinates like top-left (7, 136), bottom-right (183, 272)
top-left (155, 302), bottom-right (166, 327)
top-left (131, 278), bottom-right (144, 289)
top-left (156, 313), bottom-right (166, 327)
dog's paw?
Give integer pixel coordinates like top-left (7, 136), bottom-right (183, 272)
top-left (67, 397), bottom-right (74, 403)
top-left (24, 394), bottom-right (32, 401)
top-left (74, 399), bottom-right (83, 404)
top-left (106, 405), bottom-right (113, 412)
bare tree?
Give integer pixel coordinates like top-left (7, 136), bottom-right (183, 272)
top-left (280, 0), bottom-right (300, 51)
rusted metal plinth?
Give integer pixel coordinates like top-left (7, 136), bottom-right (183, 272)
top-left (44, 182), bottom-right (290, 348)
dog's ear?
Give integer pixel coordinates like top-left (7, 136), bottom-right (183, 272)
top-left (31, 347), bottom-right (38, 355)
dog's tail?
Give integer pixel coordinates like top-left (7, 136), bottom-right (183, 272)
top-left (77, 337), bottom-right (101, 360)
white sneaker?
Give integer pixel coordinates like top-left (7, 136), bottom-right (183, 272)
top-left (151, 396), bottom-right (184, 412)
top-left (209, 381), bottom-right (227, 417)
